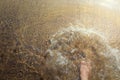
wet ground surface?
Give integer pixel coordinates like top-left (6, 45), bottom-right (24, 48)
top-left (0, 0), bottom-right (120, 80)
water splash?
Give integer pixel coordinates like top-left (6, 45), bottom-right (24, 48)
top-left (46, 26), bottom-right (120, 80)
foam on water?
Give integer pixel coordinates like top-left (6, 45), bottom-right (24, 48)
top-left (107, 46), bottom-right (120, 70)
top-left (46, 26), bottom-right (120, 80)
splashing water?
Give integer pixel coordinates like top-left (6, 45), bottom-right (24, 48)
top-left (45, 26), bottom-right (120, 80)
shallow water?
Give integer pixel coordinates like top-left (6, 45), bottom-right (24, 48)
top-left (46, 26), bottom-right (120, 80)
top-left (0, 0), bottom-right (120, 80)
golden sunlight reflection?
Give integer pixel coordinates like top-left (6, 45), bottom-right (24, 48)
top-left (82, 0), bottom-right (119, 10)
top-left (96, 0), bottom-right (118, 9)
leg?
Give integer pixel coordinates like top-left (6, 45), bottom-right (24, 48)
top-left (80, 60), bottom-right (91, 80)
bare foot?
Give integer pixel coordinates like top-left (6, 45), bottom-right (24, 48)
top-left (80, 60), bottom-right (91, 80)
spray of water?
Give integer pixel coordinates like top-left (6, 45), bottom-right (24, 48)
top-left (45, 26), bottom-right (120, 80)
